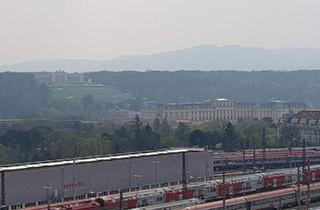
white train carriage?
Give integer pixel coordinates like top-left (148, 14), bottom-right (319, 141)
top-left (131, 198), bottom-right (201, 210)
top-left (215, 173), bottom-right (264, 197)
top-left (261, 167), bottom-right (299, 190)
top-left (136, 189), bottom-right (166, 207)
top-left (193, 180), bottom-right (219, 201)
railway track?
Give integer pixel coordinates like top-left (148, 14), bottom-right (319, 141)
top-left (211, 168), bottom-right (277, 179)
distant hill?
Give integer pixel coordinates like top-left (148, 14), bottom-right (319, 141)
top-left (2, 45), bottom-right (320, 72)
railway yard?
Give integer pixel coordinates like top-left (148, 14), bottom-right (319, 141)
top-left (2, 146), bottom-right (320, 210)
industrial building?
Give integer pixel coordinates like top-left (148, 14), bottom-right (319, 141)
top-left (278, 110), bottom-right (320, 146)
top-left (0, 148), bottom-right (207, 208)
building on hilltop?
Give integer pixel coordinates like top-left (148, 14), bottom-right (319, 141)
top-left (34, 70), bottom-right (85, 85)
top-left (278, 110), bottom-right (320, 146)
top-left (142, 99), bottom-right (307, 124)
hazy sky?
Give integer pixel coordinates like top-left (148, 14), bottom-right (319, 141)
top-left (1, 0), bottom-right (320, 65)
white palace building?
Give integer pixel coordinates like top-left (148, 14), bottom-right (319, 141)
top-left (142, 99), bottom-right (307, 124)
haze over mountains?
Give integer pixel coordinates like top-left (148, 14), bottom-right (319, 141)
top-left (1, 44), bottom-right (320, 72)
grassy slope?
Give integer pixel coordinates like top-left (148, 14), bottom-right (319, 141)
top-left (51, 85), bottom-right (132, 103)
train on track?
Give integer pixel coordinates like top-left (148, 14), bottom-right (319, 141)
top-left (184, 182), bottom-right (320, 210)
top-left (213, 147), bottom-right (320, 170)
top-left (22, 164), bottom-right (320, 210)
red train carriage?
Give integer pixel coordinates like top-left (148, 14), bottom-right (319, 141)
top-left (99, 188), bottom-right (166, 209)
top-left (218, 181), bottom-right (244, 197)
top-left (263, 175), bottom-right (286, 189)
top-left (101, 196), bottom-right (138, 209)
top-left (262, 169), bottom-right (296, 189)
top-left (304, 165), bottom-right (320, 182)
top-left (164, 187), bottom-right (194, 202)
top-left (24, 200), bottom-right (100, 210)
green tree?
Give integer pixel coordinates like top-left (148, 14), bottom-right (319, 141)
top-left (152, 118), bottom-right (161, 134)
top-left (160, 118), bottom-right (171, 135)
top-left (189, 129), bottom-right (207, 147)
top-left (143, 124), bottom-right (160, 149)
top-left (82, 94), bottom-right (94, 112)
top-left (223, 122), bottom-right (239, 151)
top-left (174, 122), bottom-right (191, 145)
top-left (132, 115), bottom-right (143, 150)
top-left (160, 136), bottom-right (180, 148)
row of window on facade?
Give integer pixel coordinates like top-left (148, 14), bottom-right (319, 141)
top-left (162, 110), bottom-right (278, 119)
top-left (159, 105), bottom-right (215, 110)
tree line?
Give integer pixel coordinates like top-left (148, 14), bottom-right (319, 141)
top-left (87, 70), bottom-right (320, 105)
top-left (0, 116), bottom-right (279, 165)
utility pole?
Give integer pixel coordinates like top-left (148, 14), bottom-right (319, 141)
top-left (222, 171), bottom-right (226, 210)
top-left (288, 133), bottom-right (294, 168)
top-left (262, 127), bottom-right (266, 171)
top-left (43, 186), bottom-right (53, 210)
top-left (205, 145), bottom-right (209, 181)
top-left (297, 165), bottom-right (301, 208)
top-left (133, 174), bottom-right (141, 187)
top-left (1, 171), bottom-right (5, 208)
top-left (119, 189), bottom-right (123, 210)
top-left (279, 196), bottom-right (282, 210)
top-left (153, 161), bottom-right (159, 184)
top-left (242, 141), bottom-right (246, 173)
top-left (61, 168), bottom-right (64, 202)
top-left (72, 145), bottom-right (78, 200)
top-left (302, 138), bottom-right (306, 172)
top-left (307, 159), bottom-right (310, 209)
top-left (190, 176), bottom-right (198, 200)
top-left (128, 161), bottom-right (132, 188)
top-left (182, 152), bottom-right (187, 199)
top-left (253, 138), bottom-right (256, 173)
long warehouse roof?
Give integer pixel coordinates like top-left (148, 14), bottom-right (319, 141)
top-left (0, 147), bottom-right (203, 172)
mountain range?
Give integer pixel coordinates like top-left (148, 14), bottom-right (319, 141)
top-left (1, 44), bottom-right (320, 72)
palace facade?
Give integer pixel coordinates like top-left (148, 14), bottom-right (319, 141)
top-left (142, 99), bottom-right (307, 124)
top-left (34, 71), bottom-right (85, 85)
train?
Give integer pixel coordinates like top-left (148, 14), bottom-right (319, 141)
top-left (22, 164), bottom-right (320, 210)
top-left (130, 198), bottom-right (201, 210)
top-left (213, 147), bottom-right (320, 170)
top-left (23, 200), bottom-right (101, 210)
top-left (184, 182), bottom-right (320, 210)
top-left (24, 198), bottom-right (201, 210)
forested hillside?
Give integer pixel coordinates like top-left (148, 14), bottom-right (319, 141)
top-left (1, 70), bottom-right (320, 120)
top-left (87, 70), bottom-right (320, 106)
top-left (0, 73), bottom-right (51, 118)
top-left (0, 71), bottom-right (313, 163)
